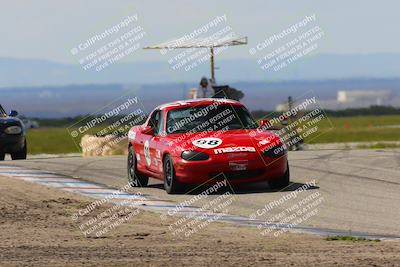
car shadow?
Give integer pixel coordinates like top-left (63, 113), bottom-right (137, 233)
top-left (145, 177), bottom-right (319, 195)
top-left (159, 181), bottom-right (319, 195)
top-left (146, 183), bottom-right (165, 190)
top-left (228, 182), bottom-right (319, 194)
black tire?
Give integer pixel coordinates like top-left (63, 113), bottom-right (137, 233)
top-left (163, 154), bottom-right (182, 194)
top-left (11, 140), bottom-right (27, 160)
top-left (0, 151), bottom-right (5, 161)
top-left (127, 146), bottom-right (148, 187)
top-left (269, 162), bottom-right (290, 189)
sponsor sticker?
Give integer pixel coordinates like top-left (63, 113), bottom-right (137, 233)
top-left (128, 130), bottom-right (136, 140)
top-left (192, 138), bottom-right (222, 149)
top-left (214, 146), bottom-right (256, 154)
top-left (229, 160), bottom-right (248, 171)
top-left (144, 140), bottom-right (151, 166)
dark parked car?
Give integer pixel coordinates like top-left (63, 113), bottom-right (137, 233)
top-left (0, 105), bottom-right (27, 160)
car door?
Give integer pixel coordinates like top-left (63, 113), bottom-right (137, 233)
top-left (147, 110), bottom-right (165, 174)
top-left (135, 109), bottom-right (159, 174)
top-left (133, 110), bottom-right (156, 171)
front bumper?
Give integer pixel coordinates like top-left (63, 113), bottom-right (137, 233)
top-left (0, 134), bottom-right (25, 153)
top-left (173, 153), bottom-right (288, 185)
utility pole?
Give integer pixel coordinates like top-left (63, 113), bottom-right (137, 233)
top-left (210, 47), bottom-right (215, 82)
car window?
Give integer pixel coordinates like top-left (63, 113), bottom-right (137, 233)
top-left (148, 110), bottom-right (160, 134)
top-left (157, 110), bottom-right (164, 135)
top-left (166, 104), bottom-right (258, 134)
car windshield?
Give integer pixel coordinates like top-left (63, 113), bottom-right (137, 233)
top-left (0, 105), bottom-right (7, 117)
top-left (166, 104), bottom-right (258, 134)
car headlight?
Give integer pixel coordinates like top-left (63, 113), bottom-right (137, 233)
top-left (4, 126), bottom-right (22, 134)
top-left (181, 150), bottom-right (209, 161)
top-left (263, 143), bottom-right (286, 157)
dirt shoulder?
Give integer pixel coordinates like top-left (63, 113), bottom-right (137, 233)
top-left (0, 175), bottom-right (399, 267)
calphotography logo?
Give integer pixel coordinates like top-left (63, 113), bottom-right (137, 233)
top-left (70, 14), bottom-right (147, 72)
top-left (250, 14), bottom-right (325, 73)
top-left (66, 92), bottom-right (148, 156)
top-left (146, 14), bottom-right (247, 74)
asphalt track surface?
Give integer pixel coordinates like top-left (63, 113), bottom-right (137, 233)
top-left (1, 149), bottom-right (400, 237)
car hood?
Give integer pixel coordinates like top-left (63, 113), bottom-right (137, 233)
top-left (169, 129), bottom-right (282, 152)
top-left (0, 116), bottom-right (22, 126)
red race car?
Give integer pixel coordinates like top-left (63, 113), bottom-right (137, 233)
top-left (127, 98), bottom-right (289, 194)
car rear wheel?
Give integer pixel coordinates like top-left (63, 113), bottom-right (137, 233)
top-left (11, 140), bottom-right (27, 160)
top-left (163, 154), bottom-right (182, 194)
top-left (0, 151), bottom-right (5, 161)
top-left (269, 162), bottom-right (290, 189)
top-left (127, 146), bottom-right (148, 187)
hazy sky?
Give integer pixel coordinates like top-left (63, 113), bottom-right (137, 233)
top-left (1, 0), bottom-right (399, 63)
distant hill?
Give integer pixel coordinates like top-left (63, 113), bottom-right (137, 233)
top-left (0, 54), bottom-right (400, 87)
top-left (1, 79), bottom-right (400, 117)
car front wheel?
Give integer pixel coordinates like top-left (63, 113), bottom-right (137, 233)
top-left (127, 146), bottom-right (148, 187)
top-left (11, 140), bottom-right (27, 160)
top-left (163, 154), bottom-right (182, 194)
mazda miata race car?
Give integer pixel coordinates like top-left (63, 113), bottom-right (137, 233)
top-left (127, 98), bottom-right (289, 194)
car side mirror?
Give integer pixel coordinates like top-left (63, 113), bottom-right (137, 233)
top-left (259, 119), bottom-right (270, 127)
top-left (9, 110), bottom-right (18, 117)
top-left (141, 125), bottom-right (154, 135)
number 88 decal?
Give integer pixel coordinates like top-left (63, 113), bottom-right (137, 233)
top-left (192, 138), bottom-right (222, 149)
